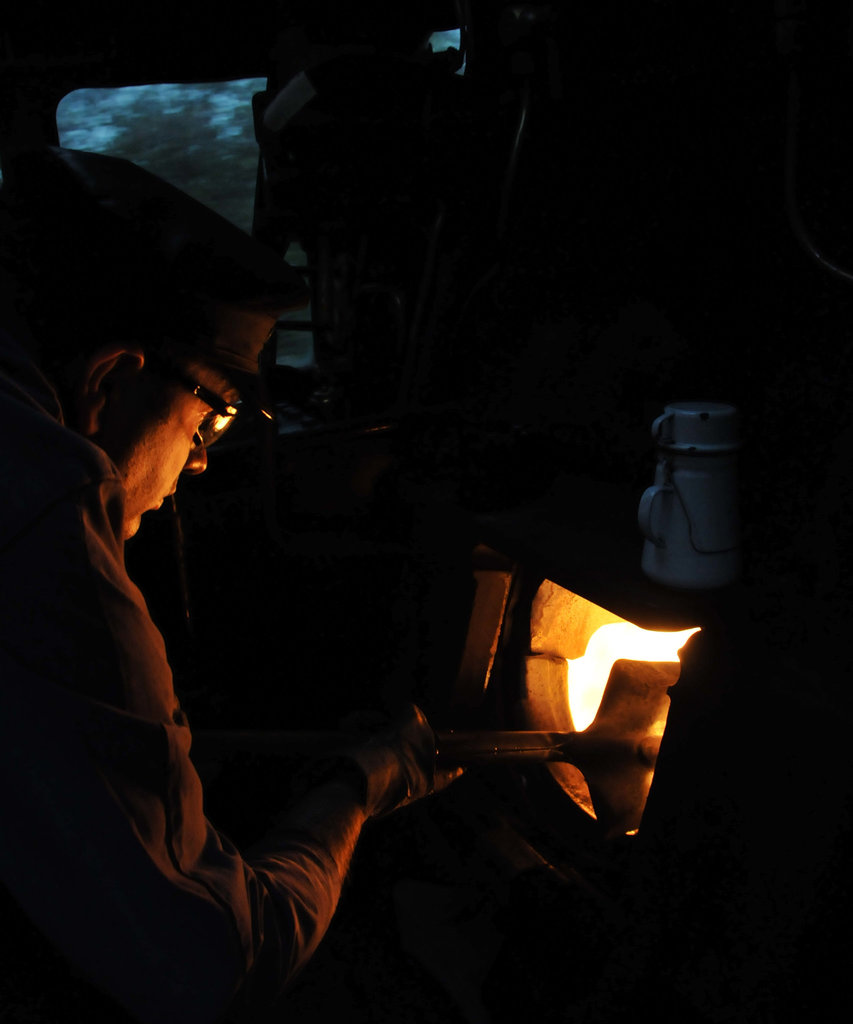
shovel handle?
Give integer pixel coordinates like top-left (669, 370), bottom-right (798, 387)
top-left (435, 730), bottom-right (579, 764)
top-left (193, 728), bottom-right (585, 765)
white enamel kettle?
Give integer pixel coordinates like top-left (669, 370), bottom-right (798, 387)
top-left (638, 401), bottom-right (742, 589)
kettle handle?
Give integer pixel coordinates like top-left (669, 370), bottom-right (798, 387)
top-left (651, 411), bottom-right (674, 443)
top-left (638, 484), bottom-right (670, 547)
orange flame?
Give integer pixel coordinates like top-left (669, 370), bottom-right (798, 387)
top-left (567, 623), bottom-right (700, 731)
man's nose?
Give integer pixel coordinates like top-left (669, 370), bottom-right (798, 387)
top-left (182, 438), bottom-right (208, 476)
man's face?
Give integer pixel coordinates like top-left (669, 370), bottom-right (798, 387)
top-left (82, 352), bottom-right (238, 540)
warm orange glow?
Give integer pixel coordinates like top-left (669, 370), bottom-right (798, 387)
top-left (521, 580), bottom-right (703, 832)
top-left (567, 623), bottom-right (700, 731)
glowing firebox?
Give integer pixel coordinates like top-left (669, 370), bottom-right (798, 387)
top-left (568, 620), bottom-right (700, 731)
top-left (516, 580), bottom-right (699, 835)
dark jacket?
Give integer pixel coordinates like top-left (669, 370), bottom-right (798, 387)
top-left (0, 329), bottom-right (345, 1023)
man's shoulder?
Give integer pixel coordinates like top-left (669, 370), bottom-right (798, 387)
top-left (0, 366), bottom-right (120, 550)
top-left (0, 384), bottom-right (173, 714)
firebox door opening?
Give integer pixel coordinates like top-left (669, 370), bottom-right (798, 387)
top-left (516, 579), bottom-right (699, 837)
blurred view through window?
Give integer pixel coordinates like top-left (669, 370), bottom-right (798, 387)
top-left (57, 79), bottom-right (265, 232)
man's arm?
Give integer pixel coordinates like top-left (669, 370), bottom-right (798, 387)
top-left (1, 653), bottom-right (443, 1024)
top-left (227, 703), bottom-right (442, 1013)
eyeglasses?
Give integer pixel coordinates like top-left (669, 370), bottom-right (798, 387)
top-left (145, 352), bottom-right (239, 447)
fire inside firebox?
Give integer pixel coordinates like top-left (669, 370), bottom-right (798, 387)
top-left (567, 619), bottom-right (700, 731)
top-left (515, 579), bottom-right (699, 835)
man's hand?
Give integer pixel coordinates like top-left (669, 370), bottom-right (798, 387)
top-left (342, 704), bottom-right (462, 819)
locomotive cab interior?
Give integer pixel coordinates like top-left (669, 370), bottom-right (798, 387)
top-left (2, 3), bottom-right (853, 1022)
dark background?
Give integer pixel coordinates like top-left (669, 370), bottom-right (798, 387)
top-left (2, 3), bottom-right (853, 1022)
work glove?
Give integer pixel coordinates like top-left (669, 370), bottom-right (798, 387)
top-left (330, 704), bottom-right (461, 819)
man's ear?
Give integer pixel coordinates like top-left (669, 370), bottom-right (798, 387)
top-left (74, 346), bottom-right (145, 438)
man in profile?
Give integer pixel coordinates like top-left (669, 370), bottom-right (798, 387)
top-left (0, 146), bottom-right (447, 1023)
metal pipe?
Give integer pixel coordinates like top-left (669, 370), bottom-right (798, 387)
top-left (497, 77), bottom-right (531, 240)
top-left (190, 726), bottom-right (657, 837)
top-left (437, 729), bottom-right (576, 763)
top-left (191, 730), bottom-right (351, 761)
top-left (396, 201), bottom-right (445, 412)
top-left (191, 727), bottom-right (640, 768)
top-left (784, 70), bottom-right (853, 284)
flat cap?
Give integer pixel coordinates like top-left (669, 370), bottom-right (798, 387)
top-left (1, 146), bottom-right (309, 377)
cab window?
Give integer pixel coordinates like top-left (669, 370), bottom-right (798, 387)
top-left (57, 78), bottom-right (266, 232)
